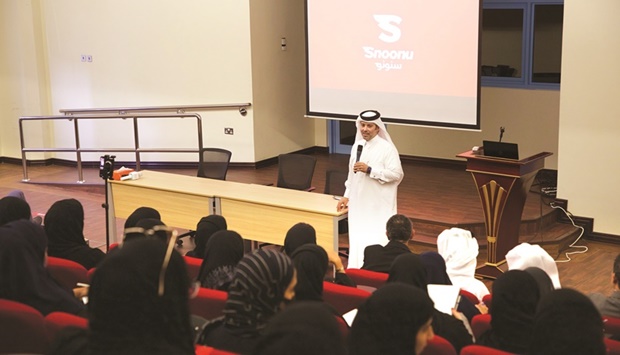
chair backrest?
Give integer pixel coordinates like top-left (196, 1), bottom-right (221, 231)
top-left (188, 287), bottom-right (228, 321)
top-left (482, 294), bottom-right (492, 309)
top-left (44, 311), bottom-right (88, 344)
top-left (276, 154), bottom-right (317, 190)
top-left (322, 281), bottom-right (371, 315)
top-left (324, 169), bottom-right (348, 196)
top-left (0, 298), bottom-right (48, 354)
top-left (198, 148), bottom-right (232, 180)
top-left (604, 316), bottom-right (620, 339)
top-left (46, 256), bottom-right (89, 290)
top-left (195, 345), bottom-right (240, 355)
top-left (460, 344), bottom-right (515, 355)
top-left (459, 289), bottom-right (480, 305)
top-left (606, 337), bottom-right (620, 355)
top-left (184, 255), bottom-right (202, 281)
top-left (345, 268), bottom-right (388, 289)
top-left (420, 335), bottom-right (457, 355)
top-left (471, 313), bottom-right (492, 341)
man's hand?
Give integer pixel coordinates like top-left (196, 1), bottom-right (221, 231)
top-left (337, 197), bottom-right (349, 212)
top-left (353, 162), bottom-right (369, 174)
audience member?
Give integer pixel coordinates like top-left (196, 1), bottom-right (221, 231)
top-left (88, 238), bottom-right (195, 355)
top-left (291, 244), bottom-right (330, 302)
top-left (44, 198), bottom-right (105, 269)
top-left (477, 270), bottom-right (540, 353)
top-left (524, 266), bottom-right (555, 299)
top-left (506, 242), bottom-right (561, 288)
top-left (124, 218), bottom-right (169, 243)
top-left (6, 189), bottom-right (27, 200)
top-left (0, 220), bottom-right (86, 316)
top-left (253, 302), bottom-right (346, 355)
top-left (197, 230), bottom-right (244, 290)
top-left (361, 213), bottom-right (413, 273)
top-left (186, 214), bottom-right (228, 258)
top-left (283, 222), bottom-right (317, 255)
top-left (348, 283), bottom-right (434, 355)
top-left (530, 288), bottom-right (606, 355)
top-left (0, 195), bottom-right (32, 226)
top-left (590, 253), bottom-right (620, 318)
top-left (123, 206), bottom-right (161, 230)
top-left (198, 249), bottom-right (296, 354)
top-left (437, 227), bottom-right (490, 300)
top-left (387, 253), bottom-right (473, 352)
top-left (420, 251), bottom-right (482, 321)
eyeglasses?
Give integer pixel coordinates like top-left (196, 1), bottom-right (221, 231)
top-left (123, 225), bottom-right (178, 296)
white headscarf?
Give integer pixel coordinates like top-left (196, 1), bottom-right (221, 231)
top-left (437, 227), bottom-right (479, 278)
top-left (354, 110), bottom-right (394, 145)
top-left (506, 243), bottom-right (561, 289)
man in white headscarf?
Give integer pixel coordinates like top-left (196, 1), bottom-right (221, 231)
top-left (336, 110), bottom-right (404, 269)
top-left (437, 227), bottom-right (490, 301)
top-left (506, 242), bottom-right (562, 289)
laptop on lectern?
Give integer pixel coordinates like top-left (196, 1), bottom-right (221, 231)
top-left (482, 140), bottom-right (519, 160)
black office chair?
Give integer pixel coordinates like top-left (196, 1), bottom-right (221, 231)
top-left (178, 148), bottom-right (231, 247)
top-left (324, 169), bottom-right (349, 257)
top-left (197, 148), bottom-right (232, 180)
top-left (275, 153), bottom-right (317, 191)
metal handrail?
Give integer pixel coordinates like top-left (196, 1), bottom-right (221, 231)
top-left (19, 113), bottom-right (203, 183)
top-left (59, 103), bottom-right (251, 116)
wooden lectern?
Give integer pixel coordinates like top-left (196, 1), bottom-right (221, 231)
top-left (457, 150), bottom-right (552, 279)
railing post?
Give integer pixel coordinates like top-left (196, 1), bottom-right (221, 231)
top-left (73, 118), bottom-right (85, 183)
top-left (19, 119), bottom-right (29, 182)
top-left (133, 117), bottom-right (141, 171)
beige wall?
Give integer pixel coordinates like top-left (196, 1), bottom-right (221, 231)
top-left (249, 0), bottom-right (315, 161)
top-left (558, 0), bottom-right (620, 234)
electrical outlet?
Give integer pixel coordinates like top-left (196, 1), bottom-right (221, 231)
top-left (87, 55), bottom-right (93, 62)
top-left (81, 55), bottom-right (87, 62)
top-left (224, 128), bottom-right (234, 135)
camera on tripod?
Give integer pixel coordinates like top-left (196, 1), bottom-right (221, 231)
top-left (99, 155), bottom-right (116, 180)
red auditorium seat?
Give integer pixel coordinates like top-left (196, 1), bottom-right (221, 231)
top-left (195, 344), bottom-right (239, 355)
top-left (0, 299), bottom-right (48, 354)
top-left (345, 268), bottom-right (388, 289)
top-left (46, 256), bottom-right (89, 290)
top-left (44, 311), bottom-right (88, 344)
top-left (604, 316), bottom-right (620, 339)
top-left (460, 344), bottom-right (515, 354)
top-left (189, 287), bottom-right (228, 320)
top-left (420, 335), bottom-right (457, 355)
top-left (184, 255), bottom-right (203, 281)
top-left (459, 289), bottom-right (480, 305)
top-left (471, 313), bottom-right (492, 341)
top-left (322, 281), bottom-right (371, 315)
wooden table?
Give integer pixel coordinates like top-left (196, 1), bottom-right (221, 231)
top-left (107, 170), bottom-right (347, 251)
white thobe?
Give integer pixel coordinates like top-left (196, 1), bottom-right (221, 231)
top-left (344, 135), bottom-right (403, 269)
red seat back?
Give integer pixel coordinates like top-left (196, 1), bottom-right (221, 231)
top-left (420, 335), bottom-right (457, 355)
top-left (184, 255), bottom-right (202, 281)
top-left (471, 313), bottom-right (492, 341)
top-left (0, 299), bottom-right (48, 354)
top-left (345, 268), bottom-right (388, 289)
top-left (189, 287), bottom-right (228, 320)
top-left (604, 316), bottom-right (620, 339)
top-left (44, 311), bottom-right (88, 344)
top-left (46, 256), bottom-right (89, 290)
top-left (195, 344), bottom-right (240, 355)
top-left (322, 282), bottom-right (371, 315)
top-left (460, 344), bottom-right (515, 354)
top-left (459, 289), bottom-right (480, 304)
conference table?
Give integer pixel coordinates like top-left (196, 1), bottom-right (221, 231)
top-left (107, 170), bottom-right (347, 252)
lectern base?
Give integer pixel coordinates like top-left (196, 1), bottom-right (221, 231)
top-left (475, 261), bottom-right (507, 280)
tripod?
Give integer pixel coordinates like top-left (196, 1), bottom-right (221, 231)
top-left (99, 155), bottom-right (116, 251)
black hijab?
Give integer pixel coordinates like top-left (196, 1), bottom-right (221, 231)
top-left (197, 230), bottom-right (244, 290)
top-left (349, 283), bottom-right (434, 355)
top-left (420, 251), bottom-right (453, 285)
top-left (88, 238), bottom-right (194, 355)
top-left (291, 244), bottom-right (329, 302)
top-left (0, 220), bottom-right (85, 316)
top-left (253, 302), bottom-right (346, 355)
top-left (0, 196), bottom-right (32, 226)
top-left (44, 198), bottom-right (87, 252)
top-left (123, 206), bottom-right (161, 229)
top-left (479, 269), bottom-right (540, 354)
top-left (387, 253), bottom-right (428, 289)
top-left (283, 222), bottom-right (317, 255)
top-left (223, 249), bottom-right (294, 336)
top-left (530, 288), bottom-right (606, 355)
top-left (524, 266), bottom-right (555, 299)
top-left (187, 215), bottom-right (227, 258)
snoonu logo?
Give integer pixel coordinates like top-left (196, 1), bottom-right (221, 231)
top-left (363, 14), bottom-right (414, 71)
top-left (374, 15), bottom-right (402, 43)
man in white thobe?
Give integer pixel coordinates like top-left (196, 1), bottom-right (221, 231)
top-left (336, 110), bottom-right (404, 269)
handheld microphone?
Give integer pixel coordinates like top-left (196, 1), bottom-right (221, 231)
top-left (499, 127), bottom-right (505, 142)
top-left (354, 144), bottom-right (363, 173)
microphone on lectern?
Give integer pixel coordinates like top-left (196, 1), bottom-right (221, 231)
top-left (499, 127), bottom-right (505, 142)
